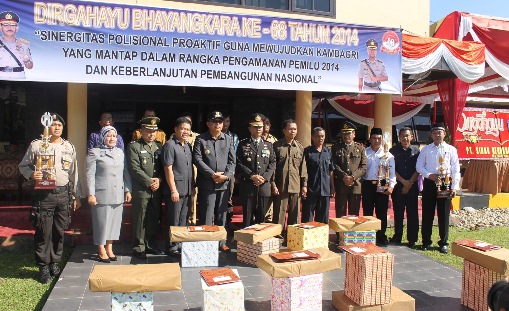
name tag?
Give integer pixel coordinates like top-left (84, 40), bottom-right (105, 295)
top-left (141, 150), bottom-right (148, 153)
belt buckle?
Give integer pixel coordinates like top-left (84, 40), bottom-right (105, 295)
top-left (3, 66), bottom-right (12, 72)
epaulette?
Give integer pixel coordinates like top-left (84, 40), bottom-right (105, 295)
top-left (376, 59), bottom-right (383, 63)
top-left (294, 140), bottom-right (304, 147)
top-left (19, 38), bottom-right (30, 44)
top-left (239, 138), bottom-right (249, 142)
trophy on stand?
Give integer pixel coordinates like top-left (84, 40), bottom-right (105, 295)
top-left (376, 132), bottom-right (391, 193)
top-left (436, 145), bottom-right (451, 198)
top-left (34, 112), bottom-right (57, 190)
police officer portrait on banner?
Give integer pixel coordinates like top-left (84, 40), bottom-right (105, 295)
top-left (236, 113), bottom-right (276, 227)
top-left (358, 39), bottom-right (387, 92)
top-left (127, 116), bottom-right (165, 260)
top-left (331, 121), bottom-right (367, 217)
top-left (0, 11), bottom-right (33, 79)
top-left (18, 112), bottom-right (81, 284)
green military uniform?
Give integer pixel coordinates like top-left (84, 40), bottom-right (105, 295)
top-left (127, 117), bottom-right (164, 255)
top-left (331, 122), bottom-right (367, 216)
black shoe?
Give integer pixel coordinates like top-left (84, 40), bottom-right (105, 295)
top-left (407, 242), bottom-right (416, 249)
top-left (39, 266), bottom-right (52, 284)
top-left (389, 238), bottom-right (402, 245)
top-left (132, 251), bottom-right (147, 259)
top-left (165, 249), bottom-right (181, 258)
top-left (49, 263), bottom-right (60, 277)
top-left (146, 248), bottom-right (164, 255)
top-left (439, 245), bottom-right (449, 254)
top-left (108, 256), bottom-right (118, 261)
top-left (422, 244), bottom-right (431, 251)
top-left (97, 254), bottom-right (111, 263)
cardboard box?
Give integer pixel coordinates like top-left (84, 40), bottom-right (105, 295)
top-left (271, 273), bottom-right (323, 311)
top-left (89, 263), bottom-right (181, 292)
top-left (112, 292), bottom-right (153, 311)
top-left (332, 287), bottom-right (415, 311)
top-left (452, 241), bottom-right (509, 276)
top-left (257, 247), bottom-right (341, 278)
top-left (329, 217), bottom-right (381, 233)
top-left (287, 223), bottom-right (329, 251)
top-left (170, 226), bottom-right (227, 242)
top-left (201, 268), bottom-right (244, 311)
top-left (339, 231), bottom-right (377, 246)
top-left (461, 260), bottom-right (509, 311)
top-left (181, 241), bottom-right (219, 267)
top-left (237, 237), bottom-right (280, 266)
top-left (234, 223), bottom-right (283, 244)
top-left (344, 251), bottom-right (394, 306)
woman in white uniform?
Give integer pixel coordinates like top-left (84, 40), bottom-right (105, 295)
top-left (86, 126), bottom-right (131, 262)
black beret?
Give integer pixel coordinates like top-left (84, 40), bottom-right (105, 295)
top-left (50, 113), bottom-right (65, 126)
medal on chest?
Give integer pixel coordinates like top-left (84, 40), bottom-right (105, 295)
top-left (142, 157), bottom-right (148, 165)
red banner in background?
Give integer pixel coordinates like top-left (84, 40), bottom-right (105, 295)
top-left (455, 107), bottom-right (509, 160)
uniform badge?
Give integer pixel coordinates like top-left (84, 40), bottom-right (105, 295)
top-left (204, 148), bottom-right (210, 155)
top-left (142, 157), bottom-right (147, 165)
top-left (100, 151), bottom-right (106, 157)
top-left (247, 157), bottom-right (252, 162)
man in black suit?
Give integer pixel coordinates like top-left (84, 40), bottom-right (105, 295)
top-left (236, 113), bottom-right (276, 227)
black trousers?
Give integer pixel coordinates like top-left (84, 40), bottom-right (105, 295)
top-left (32, 190), bottom-right (70, 267)
top-left (421, 178), bottom-right (451, 247)
top-left (302, 195), bottom-right (330, 224)
top-left (241, 195), bottom-right (269, 227)
top-left (391, 184), bottom-right (419, 243)
top-left (165, 194), bottom-right (190, 250)
top-left (361, 180), bottom-right (389, 242)
top-left (197, 189), bottom-right (227, 246)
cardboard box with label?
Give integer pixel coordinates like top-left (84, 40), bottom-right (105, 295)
top-left (89, 263), bottom-right (181, 310)
top-left (342, 244), bottom-right (394, 306)
top-left (234, 223), bottom-right (282, 244)
top-left (182, 241), bottom-right (219, 267)
top-left (329, 216), bottom-right (381, 233)
top-left (332, 287), bottom-right (415, 311)
top-left (338, 230), bottom-right (377, 246)
top-left (286, 222), bottom-right (329, 251)
top-left (257, 247), bottom-right (341, 278)
top-left (452, 241), bottom-right (509, 276)
top-left (237, 237), bottom-right (280, 266)
top-left (170, 226), bottom-right (227, 242)
top-left (461, 259), bottom-right (509, 311)
top-left (201, 268), bottom-right (244, 311)
top-left (272, 273), bottom-right (323, 311)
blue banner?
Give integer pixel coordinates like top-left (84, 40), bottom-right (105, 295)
top-left (1, 0), bottom-right (402, 93)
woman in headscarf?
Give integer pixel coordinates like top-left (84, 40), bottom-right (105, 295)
top-left (85, 126), bottom-right (131, 262)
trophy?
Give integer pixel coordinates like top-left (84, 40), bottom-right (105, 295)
top-left (376, 132), bottom-right (391, 193)
top-left (34, 112), bottom-right (57, 190)
top-left (436, 145), bottom-right (452, 198)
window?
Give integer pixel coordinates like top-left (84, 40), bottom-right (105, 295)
top-left (192, 0), bottom-right (333, 16)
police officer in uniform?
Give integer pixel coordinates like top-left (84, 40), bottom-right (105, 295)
top-left (0, 11), bottom-right (33, 79)
top-left (19, 113), bottom-right (81, 283)
top-left (331, 121), bottom-right (367, 216)
top-left (358, 39), bottom-right (387, 92)
top-left (236, 113), bottom-right (276, 227)
top-left (193, 111), bottom-right (236, 252)
top-left (127, 116), bottom-right (164, 259)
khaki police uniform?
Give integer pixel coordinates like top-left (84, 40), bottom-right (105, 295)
top-left (19, 134), bottom-right (80, 267)
top-left (331, 141), bottom-right (367, 216)
top-left (358, 59), bottom-right (387, 91)
top-left (272, 138), bottom-right (307, 228)
top-left (0, 11), bottom-right (32, 79)
top-left (127, 131), bottom-right (163, 254)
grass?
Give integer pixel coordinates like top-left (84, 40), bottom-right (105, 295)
top-left (0, 239), bottom-right (73, 311)
top-left (385, 225), bottom-right (509, 270)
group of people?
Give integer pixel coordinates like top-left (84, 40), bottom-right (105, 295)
top-left (19, 109), bottom-right (460, 284)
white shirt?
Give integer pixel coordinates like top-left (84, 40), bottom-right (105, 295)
top-left (362, 146), bottom-right (396, 188)
top-left (416, 142), bottom-right (461, 190)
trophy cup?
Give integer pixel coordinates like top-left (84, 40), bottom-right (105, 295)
top-left (436, 145), bottom-right (452, 198)
top-left (34, 112), bottom-right (57, 190)
top-left (376, 132), bottom-right (391, 193)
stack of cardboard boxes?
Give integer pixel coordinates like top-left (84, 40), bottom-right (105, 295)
top-left (170, 226), bottom-right (227, 267)
top-left (329, 216), bottom-right (380, 246)
top-left (234, 223), bottom-right (282, 266)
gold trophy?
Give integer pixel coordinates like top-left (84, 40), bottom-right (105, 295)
top-left (34, 112), bottom-right (57, 190)
top-left (436, 145), bottom-right (452, 198)
top-left (376, 132), bottom-right (391, 193)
